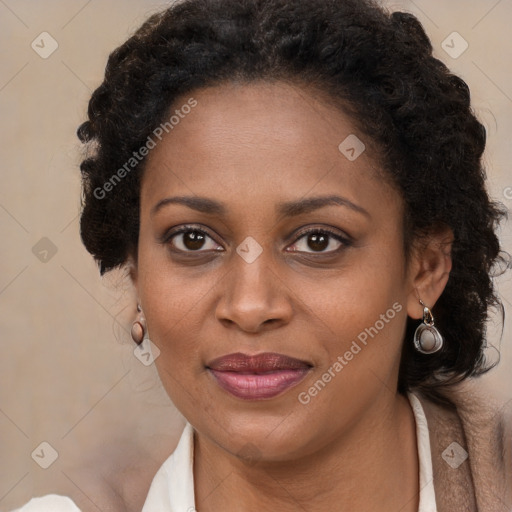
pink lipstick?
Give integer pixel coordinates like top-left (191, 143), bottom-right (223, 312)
top-left (206, 352), bottom-right (312, 400)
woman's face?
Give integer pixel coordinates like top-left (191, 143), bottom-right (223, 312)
top-left (136, 81), bottom-right (419, 461)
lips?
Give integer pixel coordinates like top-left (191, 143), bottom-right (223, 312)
top-left (206, 352), bottom-right (312, 400)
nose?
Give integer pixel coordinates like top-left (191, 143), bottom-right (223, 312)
top-left (215, 250), bottom-right (293, 333)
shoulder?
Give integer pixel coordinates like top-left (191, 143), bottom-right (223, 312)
top-left (429, 380), bottom-right (512, 456)
top-left (11, 495), bottom-right (81, 512)
top-left (414, 382), bottom-right (512, 510)
top-left (414, 380), bottom-right (512, 443)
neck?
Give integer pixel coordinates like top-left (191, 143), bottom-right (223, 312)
top-left (193, 392), bottom-right (419, 512)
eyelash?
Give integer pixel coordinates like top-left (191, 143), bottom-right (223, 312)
top-left (162, 224), bottom-right (352, 255)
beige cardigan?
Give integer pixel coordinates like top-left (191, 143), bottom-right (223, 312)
top-left (416, 383), bottom-right (512, 511)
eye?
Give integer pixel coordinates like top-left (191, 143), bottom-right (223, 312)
top-left (287, 227), bottom-right (351, 254)
top-left (163, 224), bottom-right (351, 255)
top-left (164, 225), bottom-right (223, 253)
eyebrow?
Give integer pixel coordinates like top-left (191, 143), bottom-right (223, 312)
top-left (151, 194), bottom-right (370, 218)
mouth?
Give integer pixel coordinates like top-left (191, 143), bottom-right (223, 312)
top-left (206, 352), bottom-right (312, 400)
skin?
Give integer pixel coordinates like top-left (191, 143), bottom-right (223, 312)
top-left (132, 81), bottom-right (453, 511)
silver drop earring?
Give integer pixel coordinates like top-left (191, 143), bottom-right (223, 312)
top-left (131, 304), bottom-right (146, 345)
top-left (414, 299), bottom-right (443, 354)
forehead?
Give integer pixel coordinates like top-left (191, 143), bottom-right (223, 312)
top-left (141, 81), bottom-right (398, 217)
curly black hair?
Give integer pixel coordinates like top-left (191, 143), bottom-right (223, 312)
top-left (77, 0), bottom-right (509, 403)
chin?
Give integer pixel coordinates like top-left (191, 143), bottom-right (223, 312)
top-left (196, 404), bottom-right (322, 463)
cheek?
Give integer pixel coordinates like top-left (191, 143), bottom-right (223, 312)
top-left (303, 248), bottom-right (405, 337)
top-left (136, 237), bottom-right (215, 367)
top-left (292, 266), bottom-right (407, 424)
top-left (299, 241), bottom-right (408, 387)
top-left (301, 275), bottom-right (406, 387)
top-left (138, 265), bottom-right (211, 410)
top-left (140, 270), bottom-right (213, 355)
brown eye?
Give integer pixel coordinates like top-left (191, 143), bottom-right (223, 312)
top-left (287, 228), bottom-right (350, 254)
top-left (166, 226), bottom-right (222, 252)
top-left (304, 232), bottom-right (330, 252)
top-left (181, 230), bottom-right (207, 251)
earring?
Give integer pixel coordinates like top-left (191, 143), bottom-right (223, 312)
top-left (131, 304), bottom-right (146, 345)
top-left (414, 299), bottom-right (443, 354)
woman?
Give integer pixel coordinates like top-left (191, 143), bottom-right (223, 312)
top-left (14, 0), bottom-right (511, 510)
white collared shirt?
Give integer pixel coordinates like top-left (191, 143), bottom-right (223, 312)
top-left (13, 392), bottom-right (437, 511)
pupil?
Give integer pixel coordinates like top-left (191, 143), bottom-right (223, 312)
top-left (181, 231), bottom-right (330, 252)
top-left (309, 233), bottom-right (328, 251)
top-left (184, 231), bottom-right (205, 250)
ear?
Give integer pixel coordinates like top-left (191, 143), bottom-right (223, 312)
top-left (126, 255), bottom-right (138, 288)
top-left (406, 223), bottom-right (454, 320)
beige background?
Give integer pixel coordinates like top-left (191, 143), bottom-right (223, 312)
top-left (1, 0), bottom-right (511, 510)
